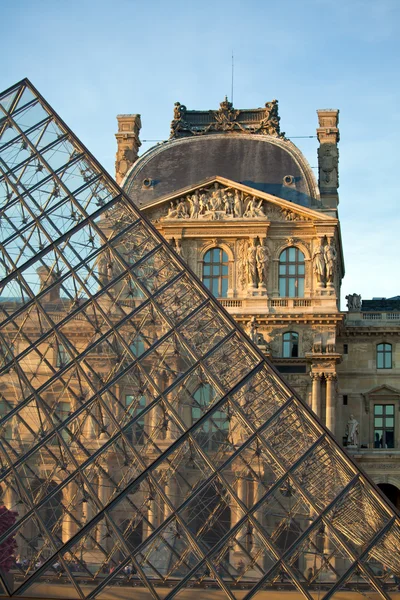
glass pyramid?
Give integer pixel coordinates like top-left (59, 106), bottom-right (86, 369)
top-left (0, 79), bottom-right (399, 600)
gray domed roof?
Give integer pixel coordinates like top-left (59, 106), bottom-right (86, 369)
top-left (123, 134), bottom-right (320, 209)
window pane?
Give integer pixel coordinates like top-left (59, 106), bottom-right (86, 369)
top-left (222, 265), bottom-right (228, 275)
top-left (288, 247), bottom-right (295, 262)
top-left (279, 265), bottom-right (286, 275)
top-left (213, 249), bottom-right (219, 261)
top-left (288, 265), bottom-right (296, 275)
top-left (374, 405), bottom-right (383, 415)
top-left (212, 280), bottom-right (219, 296)
top-left (298, 250), bottom-right (305, 263)
top-left (298, 264), bottom-right (305, 275)
top-left (222, 251), bottom-right (228, 263)
top-left (384, 353), bottom-right (392, 368)
top-left (384, 344), bottom-right (391, 351)
top-left (212, 266), bottom-right (220, 275)
top-left (292, 342), bottom-right (298, 358)
top-left (386, 418), bottom-right (394, 427)
top-left (221, 279), bottom-right (228, 298)
top-left (386, 405), bottom-right (394, 415)
top-left (377, 353), bottom-right (384, 369)
top-left (386, 431), bottom-right (395, 448)
top-left (288, 278), bottom-right (295, 297)
top-left (279, 278), bottom-right (286, 297)
top-left (280, 250), bottom-right (287, 262)
top-left (203, 278), bottom-right (210, 289)
top-left (374, 418), bottom-right (383, 427)
top-left (283, 342), bottom-right (290, 358)
top-left (204, 266), bottom-right (210, 275)
top-left (204, 252), bottom-right (211, 263)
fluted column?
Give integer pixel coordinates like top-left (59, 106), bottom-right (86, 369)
top-left (325, 374), bottom-right (337, 435)
top-left (310, 373), bottom-right (322, 417)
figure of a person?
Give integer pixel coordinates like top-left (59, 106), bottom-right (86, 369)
top-left (176, 199), bottom-right (188, 218)
top-left (188, 192), bottom-right (200, 219)
top-left (346, 414), bottom-right (359, 446)
top-left (233, 189), bottom-right (243, 217)
top-left (166, 201), bottom-right (178, 218)
top-left (256, 242), bottom-right (270, 286)
top-left (324, 240), bottom-right (337, 284)
top-left (244, 196), bottom-right (257, 217)
top-left (312, 242), bottom-right (325, 284)
top-left (246, 239), bottom-right (257, 287)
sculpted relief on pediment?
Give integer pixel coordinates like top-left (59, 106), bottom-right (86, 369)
top-left (158, 182), bottom-right (311, 223)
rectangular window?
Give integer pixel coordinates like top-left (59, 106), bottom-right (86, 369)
top-left (373, 404), bottom-right (394, 448)
top-left (343, 394), bottom-right (348, 405)
top-left (125, 395), bottom-right (146, 444)
top-left (343, 344), bottom-right (348, 355)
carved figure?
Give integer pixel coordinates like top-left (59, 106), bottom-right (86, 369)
top-left (346, 415), bottom-right (359, 447)
top-left (244, 196), bottom-right (257, 217)
top-left (174, 238), bottom-right (183, 258)
top-left (319, 144), bottom-right (338, 187)
top-left (246, 239), bottom-right (257, 287)
top-left (166, 201), bottom-right (178, 218)
top-left (188, 192), bottom-right (200, 219)
top-left (210, 183), bottom-right (223, 211)
top-left (312, 242), bottom-right (325, 284)
top-left (346, 293), bottom-right (361, 312)
top-left (176, 199), bottom-right (188, 218)
top-left (245, 317), bottom-right (258, 343)
top-left (256, 241), bottom-right (270, 286)
top-left (234, 189), bottom-right (243, 218)
top-left (237, 240), bottom-right (248, 290)
top-left (324, 240), bottom-right (337, 284)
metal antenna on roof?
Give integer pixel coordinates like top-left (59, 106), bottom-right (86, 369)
top-left (231, 51), bottom-right (234, 105)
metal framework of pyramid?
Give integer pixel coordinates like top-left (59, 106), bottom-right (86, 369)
top-left (0, 79), bottom-right (399, 600)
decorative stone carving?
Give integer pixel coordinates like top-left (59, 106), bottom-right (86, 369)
top-left (318, 144), bottom-right (338, 188)
top-left (346, 415), bottom-right (359, 448)
top-left (256, 239), bottom-right (270, 288)
top-left (170, 98), bottom-right (284, 139)
top-left (312, 241), bottom-right (325, 285)
top-left (246, 239), bottom-right (257, 289)
top-left (317, 109), bottom-right (340, 194)
top-left (245, 317), bottom-right (258, 343)
top-left (302, 330), bottom-right (314, 353)
top-left (346, 293), bottom-right (361, 312)
top-left (237, 239), bottom-right (248, 290)
top-left (160, 182), bottom-right (309, 224)
top-left (324, 239), bottom-right (337, 285)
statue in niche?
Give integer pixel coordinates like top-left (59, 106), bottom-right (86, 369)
top-left (312, 241), bottom-right (325, 284)
top-left (256, 240), bottom-right (270, 286)
top-left (246, 239), bottom-right (257, 287)
top-left (188, 191), bottom-right (200, 219)
top-left (346, 293), bottom-right (361, 311)
top-left (324, 240), bottom-right (337, 284)
top-left (233, 189), bottom-right (243, 218)
top-left (345, 415), bottom-right (359, 447)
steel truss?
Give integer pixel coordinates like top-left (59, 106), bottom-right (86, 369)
top-left (0, 79), bottom-right (399, 599)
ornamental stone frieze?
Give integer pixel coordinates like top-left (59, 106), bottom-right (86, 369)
top-left (160, 182), bottom-right (312, 223)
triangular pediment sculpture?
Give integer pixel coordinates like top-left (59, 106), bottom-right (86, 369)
top-left (0, 79), bottom-right (399, 600)
top-left (140, 176), bottom-right (335, 224)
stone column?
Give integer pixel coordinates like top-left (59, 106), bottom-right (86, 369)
top-left (62, 481), bottom-right (78, 543)
top-left (115, 114), bottom-right (141, 185)
top-left (316, 109), bottom-right (340, 210)
top-left (310, 373), bottom-right (322, 418)
top-left (97, 474), bottom-right (110, 547)
top-left (325, 374), bottom-right (337, 435)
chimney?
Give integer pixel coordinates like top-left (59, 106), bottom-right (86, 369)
top-left (115, 114), bottom-right (141, 185)
top-left (316, 109), bottom-right (340, 210)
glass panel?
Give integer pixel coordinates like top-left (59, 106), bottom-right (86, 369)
top-left (0, 79), bottom-right (398, 600)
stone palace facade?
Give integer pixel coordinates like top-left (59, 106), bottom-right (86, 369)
top-left (117, 99), bottom-right (400, 510)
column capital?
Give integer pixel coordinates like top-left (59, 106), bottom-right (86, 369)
top-left (310, 372), bottom-right (322, 381)
top-left (325, 372), bottom-right (337, 382)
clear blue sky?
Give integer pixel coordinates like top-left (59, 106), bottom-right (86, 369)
top-left (1, 0), bottom-right (399, 306)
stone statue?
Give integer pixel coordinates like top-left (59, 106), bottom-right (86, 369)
top-left (346, 293), bottom-right (361, 311)
top-left (188, 192), bottom-right (200, 219)
top-left (324, 240), bottom-right (337, 284)
top-left (174, 238), bottom-right (183, 258)
top-left (312, 241), bottom-right (325, 284)
top-left (246, 239), bottom-right (257, 287)
top-left (166, 201), bottom-right (178, 218)
top-left (244, 196), bottom-right (257, 217)
top-left (245, 317), bottom-right (258, 342)
top-left (233, 189), bottom-right (243, 218)
top-left (256, 241), bottom-right (270, 286)
top-left (346, 414), bottom-right (359, 447)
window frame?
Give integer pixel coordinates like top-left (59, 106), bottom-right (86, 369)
top-left (373, 403), bottom-right (395, 449)
top-left (282, 331), bottom-right (299, 358)
top-left (278, 247), bottom-right (305, 298)
top-left (376, 343), bottom-right (392, 370)
top-left (202, 247), bottom-right (229, 298)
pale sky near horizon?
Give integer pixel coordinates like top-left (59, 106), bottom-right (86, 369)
top-left (1, 0), bottom-right (399, 307)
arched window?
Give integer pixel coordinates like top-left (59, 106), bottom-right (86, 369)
top-left (282, 332), bottom-right (299, 358)
top-left (279, 247), bottom-right (305, 297)
top-left (203, 248), bottom-right (228, 298)
top-left (377, 343), bottom-right (392, 369)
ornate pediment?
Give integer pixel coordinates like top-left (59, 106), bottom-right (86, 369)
top-left (142, 177), bottom-right (335, 224)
